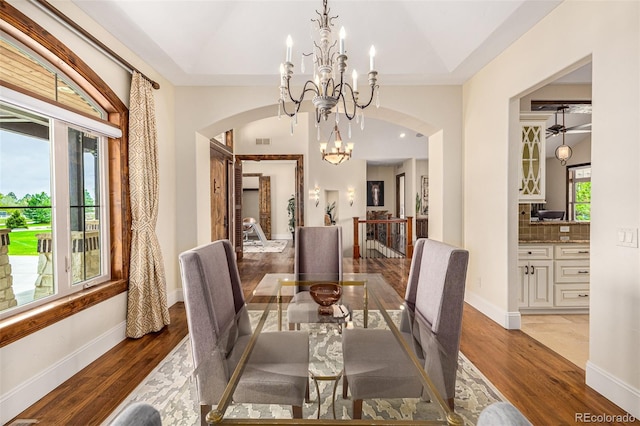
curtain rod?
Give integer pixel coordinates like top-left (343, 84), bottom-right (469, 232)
top-left (29, 0), bottom-right (160, 90)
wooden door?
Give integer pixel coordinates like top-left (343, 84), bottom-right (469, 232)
top-left (259, 176), bottom-right (272, 240)
top-left (396, 173), bottom-right (405, 217)
top-left (210, 150), bottom-right (229, 241)
top-left (234, 159), bottom-right (243, 259)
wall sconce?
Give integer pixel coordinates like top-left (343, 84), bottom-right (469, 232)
top-left (314, 186), bottom-right (320, 207)
top-left (348, 188), bottom-right (355, 206)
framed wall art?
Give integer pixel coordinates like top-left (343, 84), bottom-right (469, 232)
top-left (420, 176), bottom-right (429, 216)
top-left (367, 181), bottom-right (384, 207)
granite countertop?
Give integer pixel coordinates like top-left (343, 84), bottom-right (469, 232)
top-left (528, 220), bottom-right (588, 226)
top-left (519, 239), bottom-right (590, 244)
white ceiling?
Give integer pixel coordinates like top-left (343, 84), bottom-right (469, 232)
top-left (72, 0), bottom-right (562, 87)
top-left (71, 0), bottom-right (579, 165)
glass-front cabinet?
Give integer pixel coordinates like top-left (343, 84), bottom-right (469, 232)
top-left (519, 118), bottom-right (547, 202)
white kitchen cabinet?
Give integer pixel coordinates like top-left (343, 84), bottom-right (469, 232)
top-left (554, 260), bottom-right (590, 283)
top-left (518, 245), bottom-right (554, 308)
top-left (554, 244), bottom-right (590, 307)
top-left (518, 260), bottom-right (554, 308)
top-left (519, 118), bottom-right (547, 203)
top-left (554, 283), bottom-right (590, 307)
top-left (518, 243), bottom-right (590, 310)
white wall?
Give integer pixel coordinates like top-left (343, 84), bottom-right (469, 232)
top-left (463, 1), bottom-right (640, 417)
top-left (1, 2), bottom-right (178, 422)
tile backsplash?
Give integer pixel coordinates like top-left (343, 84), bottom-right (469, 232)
top-left (519, 204), bottom-right (590, 242)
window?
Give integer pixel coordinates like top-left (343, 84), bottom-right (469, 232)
top-left (0, 36), bottom-right (102, 118)
top-left (0, 100), bottom-right (112, 318)
top-left (0, 28), bottom-right (123, 321)
top-left (0, 3), bottom-right (129, 345)
top-left (568, 164), bottom-right (591, 222)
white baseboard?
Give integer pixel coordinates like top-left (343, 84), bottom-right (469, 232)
top-left (272, 233), bottom-right (292, 240)
top-left (586, 361), bottom-right (640, 419)
top-left (168, 286), bottom-right (184, 305)
top-left (0, 320), bottom-right (126, 425)
top-left (465, 291), bottom-right (521, 330)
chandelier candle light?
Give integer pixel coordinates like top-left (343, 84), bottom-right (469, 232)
top-left (278, 0), bottom-right (380, 135)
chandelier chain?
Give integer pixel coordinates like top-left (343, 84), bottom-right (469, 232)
top-left (278, 0), bottom-right (379, 126)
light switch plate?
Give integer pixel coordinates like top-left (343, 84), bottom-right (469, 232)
top-left (617, 227), bottom-right (638, 248)
top-left (560, 226), bottom-right (570, 233)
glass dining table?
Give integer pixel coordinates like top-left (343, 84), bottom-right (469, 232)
top-left (204, 272), bottom-right (464, 425)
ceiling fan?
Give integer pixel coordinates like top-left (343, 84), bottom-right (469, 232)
top-left (546, 106), bottom-right (592, 138)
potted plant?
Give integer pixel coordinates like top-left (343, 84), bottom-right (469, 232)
top-left (287, 195), bottom-right (296, 242)
top-left (325, 201), bottom-right (336, 225)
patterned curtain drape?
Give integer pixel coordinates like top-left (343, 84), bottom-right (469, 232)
top-left (126, 71), bottom-right (170, 338)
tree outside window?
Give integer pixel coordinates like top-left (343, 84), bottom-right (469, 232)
top-left (568, 164), bottom-right (591, 222)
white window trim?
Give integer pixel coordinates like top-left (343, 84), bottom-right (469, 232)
top-left (0, 85), bottom-right (122, 138)
top-left (0, 106), bottom-right (112, 319)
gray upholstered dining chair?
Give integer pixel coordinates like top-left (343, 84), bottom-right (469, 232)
top-left (179, 240), bottom-right (309, 425)
top-left (110, 402), bottom-right (162, 426)
top-left (286, 226), bottom-right (343, 329)
top-left (341, 238), bottom-right (469, 419)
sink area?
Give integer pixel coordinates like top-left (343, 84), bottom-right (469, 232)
top-left (535, 210), bottom-right (565, 221)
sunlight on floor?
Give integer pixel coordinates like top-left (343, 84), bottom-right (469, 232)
top-left (520, 314), bottom-right (589, 370)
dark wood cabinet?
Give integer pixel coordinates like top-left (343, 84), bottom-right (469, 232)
top-left (416, 218), bottom-right (428, 238)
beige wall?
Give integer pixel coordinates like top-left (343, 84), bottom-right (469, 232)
top-left (240, 161), bottom-right (296, 239)
top-left (366, 165), bottom-right (396, 213)
top-left (2, 1), bottom-right (177, 422)
top-left (175, 86), bottom-right (463, 258)
top-left (463, 1), bottom-right (639, 416)
top-left (6, 0), bottom-right (638, 421)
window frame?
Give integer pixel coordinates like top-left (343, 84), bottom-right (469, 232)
top-left (0, 3), bottom-right (130, 347)
top-left (567, 162), bottom-right (591, 222)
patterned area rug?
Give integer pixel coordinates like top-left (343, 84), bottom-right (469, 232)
top-left (243, 240), bottom-right (288, 253)
top-left (106, 311), bottom-right (506, 425)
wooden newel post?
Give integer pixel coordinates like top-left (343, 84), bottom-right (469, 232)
top-left (406, 216), bottom-right (414, 259)
top-left (353, 217), bottom-right (360, 259)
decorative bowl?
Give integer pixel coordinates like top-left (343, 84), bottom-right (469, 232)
top-left (309, 283), bottom-right (342, 315)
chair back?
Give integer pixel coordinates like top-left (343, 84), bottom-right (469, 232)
top-left (179, 239), bottom-right (250, 405)
top-left (404, 238), bottom-right (427, 308)
top-left (294, 226), bottom-right (343, 291)
top-left (414, 239), bottom-right (469, 348)
top-left (413, 238), bottom-right (469, 400)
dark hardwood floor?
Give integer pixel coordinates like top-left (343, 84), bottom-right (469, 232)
top-left (9, 241), bottom-right (636, 425)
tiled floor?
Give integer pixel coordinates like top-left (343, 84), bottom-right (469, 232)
top-left (520, 314), bottom-right (589, 369)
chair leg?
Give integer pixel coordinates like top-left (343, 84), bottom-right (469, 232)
top-left (447, 397), bottom-right (455, 410)
top-left (305, 378), bottom-right (310, 403)
top-left (352, 399), bottom-right (363, 419)
top-left (292, 405), bottom-right (303, 418)
top-left (200, 404), bottom-right (211, 426)
top-left (342, 375), bottom-right (348, 399)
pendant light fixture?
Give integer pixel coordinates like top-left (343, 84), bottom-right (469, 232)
top-left (555, 107), bottom-right (572, 166)
top-left (320, 124), bottom-right (353, 165)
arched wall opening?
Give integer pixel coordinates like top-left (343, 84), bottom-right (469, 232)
top-left (193, 102), bottom-right (452, 254)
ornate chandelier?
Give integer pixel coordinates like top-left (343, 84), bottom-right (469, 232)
top-left (320, 124), bottom-right (352, 165)
top-left (278, 0), bottom-right (379, 132)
